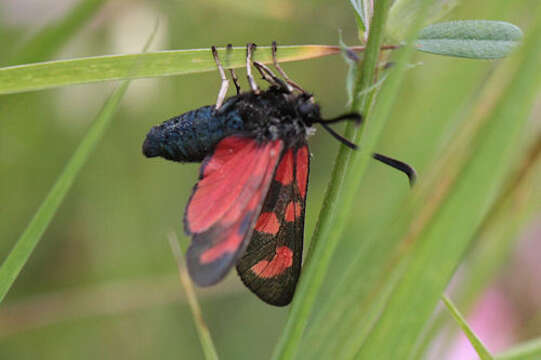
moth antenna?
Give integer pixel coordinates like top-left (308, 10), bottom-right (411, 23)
top-left (320, 122), bottom-right (358, 150)
top-left (316, 112), bottom-right (362, 125)
top-left (372, 153), bottom-right (417, 186)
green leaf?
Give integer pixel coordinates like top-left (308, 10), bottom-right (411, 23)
top-left (416, 20), bottom-right (523, 59)
top-left (356, 8), bottom-right (541, 358)
top-left (442, 295), bottom-right (493, 360)
top-left (0, 45), bottom-right (351, 95)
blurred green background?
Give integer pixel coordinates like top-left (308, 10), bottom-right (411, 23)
top-left (1, 1), bottom-right (540, 359)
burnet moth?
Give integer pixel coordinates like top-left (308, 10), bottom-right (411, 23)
top-left (143, 42), bottom-right (416, 306)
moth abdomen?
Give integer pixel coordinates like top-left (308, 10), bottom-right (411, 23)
top-left (143, 104), bottom-right (244, 162)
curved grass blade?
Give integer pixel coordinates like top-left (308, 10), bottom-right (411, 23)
top-left (442, 294), bottom-right (493, 360)
top-left (0, 45), bottom-right (361, 95)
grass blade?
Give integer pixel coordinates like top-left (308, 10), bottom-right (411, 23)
top-left (269, 1), bottom-right (393, 359)
top-left (168, 233), bottom-right (219, 360)
top-left (496, 338), bottom-right (541, 360)
top-left (0, 80), bottom-right (129, 304)
top-left (0, 45), bottom-right (365, 95)
top-left (356, 7), bottom-right (541, 358)
top-left (269, 0), bottom-right (439, 358)
top-left (442, 294), bottom-right (493, 360)
top-left (0, 20), bottom-right (161, 303)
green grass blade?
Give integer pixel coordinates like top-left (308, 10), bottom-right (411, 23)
top-left (413, 135), bottom-right (541, 359)
top-left (0, 19), bottom-right (160, 305)
top-left (168, 234), bottom-right (219, 360)
top-left (496, 338), bottom-right (541, 360)
top-left (0, 80), bottom-right (129, 303)
top-left (269, 2), bottom-right (393, 359)
top-left (442, 294), bottom-right (493, 360)
top-left (9, 0), bottom-right (106, 65)
top-left (0, 79), bottom-right (132, 303)
top-left (356, 7), bottom-right (541, 358)
top-left (0, 45), bottom-right (358, 95)
top-left (295, 1), bottom-right (440, 358)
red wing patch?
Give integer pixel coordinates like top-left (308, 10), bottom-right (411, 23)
top-left (284, 201), bottom-right (302, 222)
top-left (274, 149), bottom-right (294, 185)
top-left (185, 136), bottom-right (284, 286)
top-left (254, 212), bottom-right (280, 235)
top-left (236, 144), bottom-right (310, 306)
top-left (296, 146), bottom-right (309, 199)
top-left (250, 246), bottom-right (294, 278)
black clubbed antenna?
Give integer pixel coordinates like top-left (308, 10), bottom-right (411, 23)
top-left (373, 153), bottom-right (417, 186)
top-left (316, 112), bottom-right (362, 150)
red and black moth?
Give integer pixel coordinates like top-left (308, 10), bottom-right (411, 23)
top-left (143, 42), bottom-right (416, 306)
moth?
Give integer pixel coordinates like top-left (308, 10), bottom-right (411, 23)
top-left (143, 42), bottom-right (415, 306)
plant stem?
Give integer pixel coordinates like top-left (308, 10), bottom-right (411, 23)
top-left (270, 2), bottom-right (393, 360)
top-left (442, 294), bottom-right (493, 360)
top-left (168, 234), bottom-right (219, 360)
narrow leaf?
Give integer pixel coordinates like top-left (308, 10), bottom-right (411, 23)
top-left (0, 45), bottom-right (356, 95)
top-left (417, 20), bottom-right (523, 59)
top-left (270, 0), bottom-right (433, 358)
top-left (442, 294), bottom-right (494, 360)
top-left (168, 234), bottom-right (219, 360)
top-left (0, 80), bottom-right (130, 303)
top-left (356, 9), bottom-right (541, 358)
top-left (270, 2), bottom-right (394, 359)
top-left (0, 22), bottom-right (160, 302)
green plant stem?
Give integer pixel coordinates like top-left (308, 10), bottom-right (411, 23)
top-left (442, 294), bottom-right (493, 360)
top-left (270, 2), bottom-right (393, 359)
top-left (168, 234), bottom-right (219, 360)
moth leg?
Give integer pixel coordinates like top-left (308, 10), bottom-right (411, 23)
top-left (253, 61), bottom-right (290, 92)
top-left (226, 44), bottom-right (241, 94)
top-left (212, 45), bottom-right (229, 109)
top-left (271, 41), bottom-right (304, 93)
top-left (246, 43), bottom-right (260, 94)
